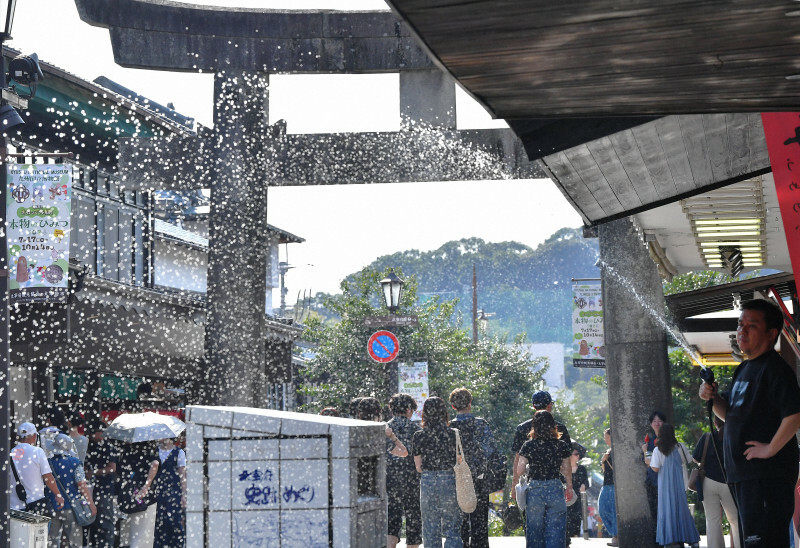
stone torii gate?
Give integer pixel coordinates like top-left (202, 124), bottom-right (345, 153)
top-left (75, 0), bottom-right (540, 406)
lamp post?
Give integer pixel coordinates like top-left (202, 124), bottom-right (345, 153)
top-left (0, 4), bottom-right (19, 545)
top-left (379, 270), bottom-right (404, 401)
top-left (380, 269), bottom-right (404, 314)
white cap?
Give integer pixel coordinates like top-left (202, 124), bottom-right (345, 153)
top-left (17, 422), bottom-right (37, 437)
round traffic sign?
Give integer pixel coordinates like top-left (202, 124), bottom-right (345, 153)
top-left (367, 330), bottom-right (400, 363)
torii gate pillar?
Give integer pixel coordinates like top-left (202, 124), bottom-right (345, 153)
top-left (202, 70), bottom-right (272, 406)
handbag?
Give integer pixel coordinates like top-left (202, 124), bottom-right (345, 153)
top-left (50, 461), bottom-right (96, 526)
top-left (502, 503), bottom-right (524, 530)
top-left (514, 475), bottom-right (528, 512)
top-left (9, 456), bottom-right (28, 503)
top-left (453, 429), bottom-right (477, 513)
top-left (688, 434), bottom-right (710, 493)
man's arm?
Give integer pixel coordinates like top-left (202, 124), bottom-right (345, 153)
top-left (512, 455), bottom-right (528, 501)
top-left (511, 453), bottom-right (521, 496)
top-left (743, 411), bottom-right (800, 460)
top-left (43, 473), bottom-right (64, 509)
top-left (699, 382), bottom-right (728, 421)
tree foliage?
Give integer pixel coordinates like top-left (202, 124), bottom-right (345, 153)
top-left (304, 227), bottom-right (601, 348)
top-left (298, 267), bottom-right (545, 445)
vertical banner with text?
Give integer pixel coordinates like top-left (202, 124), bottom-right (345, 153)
top-left (572, 282), bottom-right (605, 368)
top-left (398, 361), bottom-right (428, 421)
top-left (7, 163), bottom-right (72, 303)
top-left (760, 113), bottom-right (800, 282)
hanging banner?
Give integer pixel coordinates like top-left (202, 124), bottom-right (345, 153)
top-left (398, 361), bottom-right (428, 421)
top-left (7, 163), bottom-right (72, 303)
top-left (760, 113), bottom-right (800, 283)
top-left (572, 282), bottom-right (605, 368)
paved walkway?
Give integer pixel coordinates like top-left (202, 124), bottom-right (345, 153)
top-left (401, 536), bottom-right (713, 547)
top-left (486, 536), bottom-right (711, 547)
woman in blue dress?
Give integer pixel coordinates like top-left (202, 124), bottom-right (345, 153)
top-left (597, 428), bottom-right (618, 547)
top-left (154, 437), bottom-right (186, 548)
top-left (648, 423), bottom-right (700, 548)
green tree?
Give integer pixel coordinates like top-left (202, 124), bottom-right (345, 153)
top-left (299, 267), bottom-right (545, 446)
top-left (669, 348), bottom-right (737, 446)
top-left (554, 380), bottom-right (610, 474)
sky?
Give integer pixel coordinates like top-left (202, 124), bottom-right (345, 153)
top-left (8, 1), bottom-right (583, 299)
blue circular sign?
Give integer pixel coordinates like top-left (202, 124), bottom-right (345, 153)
top-left (367, 330), bottom-right (400, 363)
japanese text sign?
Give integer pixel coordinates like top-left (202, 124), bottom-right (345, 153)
top-left (572, 282), bottom-right (605, 368)
top-left (7, 163), bottom-right (72, 303)
top-left (760, 113), bottom-right (800, 282)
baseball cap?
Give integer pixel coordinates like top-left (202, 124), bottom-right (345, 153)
top-left (531, 390), bottom-right (553, 409)
top-left (17, 422), bottom-right (37, 437)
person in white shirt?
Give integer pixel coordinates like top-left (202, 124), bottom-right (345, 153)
top-left (9, 421), bottom-right (64, 516)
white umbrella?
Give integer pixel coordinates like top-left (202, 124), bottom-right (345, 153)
top-left (104, 412), bottom-right (185, 443)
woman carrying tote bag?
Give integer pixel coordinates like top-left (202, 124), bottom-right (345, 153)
top-left (412, 397), bottom-right (464, 548)
top-left (514, 411), bottom-right (573, 548)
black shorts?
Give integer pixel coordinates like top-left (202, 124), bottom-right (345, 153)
top-left (387, 471), bottom-right (422, 544)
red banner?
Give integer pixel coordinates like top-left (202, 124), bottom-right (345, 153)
top-left (760, 113), bottom-right (800, 283)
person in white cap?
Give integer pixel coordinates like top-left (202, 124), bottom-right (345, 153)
top-left (9, 421), bottom-right (64, 516)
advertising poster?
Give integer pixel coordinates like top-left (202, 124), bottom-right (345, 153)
top-left (572, 282), bottom-right (605, 368)
top-left (398, 361), bottom-right (428, 421)
top-left (7, 163), bottom-right (72, 303)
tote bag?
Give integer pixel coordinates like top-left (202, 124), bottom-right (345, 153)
top-left (453, 429), bottom-right (477, 513)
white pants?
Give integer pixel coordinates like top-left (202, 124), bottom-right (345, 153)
top-left (128, 503), bottom-right (157, 548)
top-left (702, 477), bottom-right (739, 548)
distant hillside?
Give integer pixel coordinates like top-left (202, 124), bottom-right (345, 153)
top-left (309, 227), bottom-right (601, 347)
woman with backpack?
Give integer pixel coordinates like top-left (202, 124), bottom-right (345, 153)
top-left (514, 410), bottom-right (574, 548)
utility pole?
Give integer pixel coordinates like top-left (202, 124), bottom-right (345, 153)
top-left (472, 263), bottom-right (478, 344)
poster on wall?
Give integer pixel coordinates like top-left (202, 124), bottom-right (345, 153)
top-left (7, 163), bottom-right (72, 303)
top-left (572, 282), bottom-right (605, 368)
top-left (398, 361), bottom-right (428, 421)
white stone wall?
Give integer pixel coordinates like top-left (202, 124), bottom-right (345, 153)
top-left (185, 405), bottom-right (387, 548)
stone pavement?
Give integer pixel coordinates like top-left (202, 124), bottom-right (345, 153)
top-left (486, 536), bottom-right (712, 547)
top-left (401, 536), bottom-right (713, 547)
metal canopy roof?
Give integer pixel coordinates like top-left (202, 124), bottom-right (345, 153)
top-left (385, 0), bottom-right (800, 119)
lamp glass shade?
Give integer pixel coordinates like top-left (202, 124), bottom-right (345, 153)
top-left (1, 0), bottom-right (15, 38)
top-left (380, 270), bottom-right (404, 311)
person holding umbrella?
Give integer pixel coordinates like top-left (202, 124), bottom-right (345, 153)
top-left (106, 412), bottom-right (186, 548)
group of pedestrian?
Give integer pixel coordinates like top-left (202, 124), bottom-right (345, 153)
top-left (10, 407), bottom-right (187, 548)
top-left (346, 387), bottom-right (504, 548)
top-left (635, 298), bottom-right (798, 548)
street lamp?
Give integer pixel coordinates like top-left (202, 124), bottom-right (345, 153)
top-left (0, 4), bottom-right (18, 546)
top-left (477, 309), bottom-right (490, 332)
top-left (0, 1), bottom-right (15, 41)
top-left (380, 269), bottom-right (404, 314)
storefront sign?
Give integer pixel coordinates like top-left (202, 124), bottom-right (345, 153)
top-left (7, 163), bottom-right (72, 303)
top-left (760, 112), bottom-right (800, 283)
top-left (398, 361), bottom-right (428, 421)
top-left (572, 282), bottom-right (605, 368)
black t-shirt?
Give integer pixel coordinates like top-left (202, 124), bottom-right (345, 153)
top-left (387, 416), bottom-right (420, 475)
top-left (518, 438), bottom-right (571, 480)
top-left (573, 465), bottom-right (589, 492)
top-left (693, 431), bottom-right (725, 484)
top-left (86, 439), bottom-right (119, 493)
top-left (601, 452), bottom-right (614, 485)
top-left (412, 425), bottom-right (457, 471)
top-left (511, 417), bottom-right (571, 454)
top-left (721, 350), bottom-right (800, 482)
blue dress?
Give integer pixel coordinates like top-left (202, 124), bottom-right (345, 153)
top-left (654, 448), bottom-right (700, 546)
top-left (154, 447), bottom-right (185, 548)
